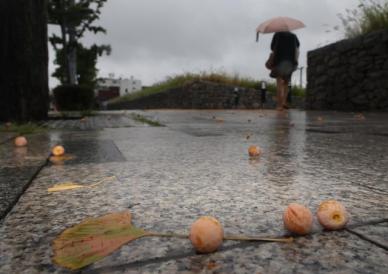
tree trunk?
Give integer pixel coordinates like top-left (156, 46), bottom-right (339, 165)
top-left (60, 21), bottom-right (70, 84)
top-left (68, 0), bottom-right (78, 85)
top-left (0, 0), bottom-right (49, 122)
top-left (68, 27), bottom-right (78, 85)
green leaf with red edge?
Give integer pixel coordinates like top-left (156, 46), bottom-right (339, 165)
top-left (52, 211), bottom-right (147, 270)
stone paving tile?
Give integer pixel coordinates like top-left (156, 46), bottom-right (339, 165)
top-left (43, 112), bottom-right (154, 131)
top-left (0, 166), bottom-right (44, 219)
top-left (0, 133), bottom-right (52, 219)
top-left (0, 133), bottom-right (51, 168)
top-left (48, 139), bottom-right (126, 165)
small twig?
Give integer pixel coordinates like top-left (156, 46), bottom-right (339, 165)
top-left (224, 235), bottom-right (293, 243)
top-left (145, 232), bottom-right (293, 243)
top-left (87, 176), bottom-right (117, 188)
top-left (146, 232), bottom-right (188, 239)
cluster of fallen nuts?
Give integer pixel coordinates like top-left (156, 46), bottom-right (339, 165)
top-left (283, 200), bottom-right (348, 235)
top-left (189, 200), bottom-right (348, 254)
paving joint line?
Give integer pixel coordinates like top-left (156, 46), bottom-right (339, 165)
top-left (350, 181), bottom-right (388, 195)
top-left (346, 218), bottom-right (388, 229)
top-left (0, 158), bottom-right (49, 220)
top-left (345, 228), bottom-right (388, 251)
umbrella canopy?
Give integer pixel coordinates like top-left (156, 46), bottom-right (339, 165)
top-left (256, 16), bottom-right (305, 41)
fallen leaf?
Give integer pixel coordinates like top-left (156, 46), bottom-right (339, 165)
top-left (48, 182), bottom-right (85, 192)
top-left (52, 211), bottom-right (147, 270)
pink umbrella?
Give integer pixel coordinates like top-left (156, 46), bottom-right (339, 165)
top-left (256, 16), bottom-right (305, 41)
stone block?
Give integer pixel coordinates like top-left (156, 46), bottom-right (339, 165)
top-left (350, 93), bottom-right (368, 105)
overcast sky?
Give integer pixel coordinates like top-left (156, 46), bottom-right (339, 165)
top-left (48, 0), bottom-right (361, 87)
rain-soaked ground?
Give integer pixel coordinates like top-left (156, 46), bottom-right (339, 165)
top-left (0, 110), bottom-right (387, 273)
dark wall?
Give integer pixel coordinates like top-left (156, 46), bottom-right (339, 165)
top-left (306, 29), bottom-right (388, 111)
top-left (0, 0), bottom-right (49, 121)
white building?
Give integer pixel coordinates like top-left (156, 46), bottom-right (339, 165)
top-left (96, 74), bottom-right (142, 98)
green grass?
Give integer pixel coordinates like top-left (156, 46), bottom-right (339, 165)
top-left (339, 0), bottom-right (388, 38)
top-left (130, 113), bottom-right (164, 127)
top-left (0, 122), bottom-right (47, 135)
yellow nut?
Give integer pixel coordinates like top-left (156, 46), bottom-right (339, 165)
top-left (283, 203), bottom-right (313, 235)
top-left (317, 200), bottom-right (348, 230)
top-left (248, 145), bottom-right (261, 157)
top-left (189, 216), bottom-right (224, 253)
top-left (52, 145), bottom-right (65, 156)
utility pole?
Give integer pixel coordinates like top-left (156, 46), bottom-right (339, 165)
top-left (298, 67), bottom-right (304, 88)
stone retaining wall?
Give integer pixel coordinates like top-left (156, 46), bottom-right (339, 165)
top-left (108, 81), bottom-right (264, 110)
top-left (306, 29), bottom-right (388, 111)
top-left (108, 80), bottom-right (304, 110)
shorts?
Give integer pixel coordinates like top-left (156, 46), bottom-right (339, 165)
top-left (270, 61), bottom-right (296, 81)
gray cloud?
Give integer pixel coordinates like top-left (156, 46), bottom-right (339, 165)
top-left (49, 0), bottom-right (360, 87)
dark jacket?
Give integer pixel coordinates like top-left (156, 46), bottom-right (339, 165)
top-left (270, 32), bottom-right (300, 66)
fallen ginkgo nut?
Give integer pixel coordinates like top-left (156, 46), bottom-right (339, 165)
top-left (283, 203), bottom-right (313, 235)
top-left (189, 216), bottom-right (224, 253)
top-left (317, 200), bottom-right (349, 230)
top-left (14, 136), bottom-right (28, 147)
top-left (52, 145), bottom-right (65, 156)
top-left (248, 145), bottom-right (261, 157)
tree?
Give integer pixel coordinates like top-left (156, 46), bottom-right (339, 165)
top-left (52, 43), bottom-right (110, 88)
top-left (0, 0), bottom-right (49, 122)
top-left (48, 0), bottom-right (110, 86)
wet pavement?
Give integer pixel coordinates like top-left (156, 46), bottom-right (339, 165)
top-left (0, 110), bottom-right (387, 273)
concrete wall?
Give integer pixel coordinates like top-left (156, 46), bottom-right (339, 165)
top-left (306, 29), bottom-right (388, 111)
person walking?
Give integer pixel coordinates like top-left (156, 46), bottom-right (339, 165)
top-left (267, 31), bottom-right (300, 110)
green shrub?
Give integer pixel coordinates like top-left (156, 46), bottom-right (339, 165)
top-left (291, 86), bottom-right (306, 97)
top-left (339, 0), bottom-right (388, 38)
top-left (53, 85), bottom-right (95, 111)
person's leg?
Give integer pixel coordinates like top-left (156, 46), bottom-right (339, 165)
top-left (282, 79), bottom-right (289, 108)
top-left (276, 77), bottom-right (284, 110)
